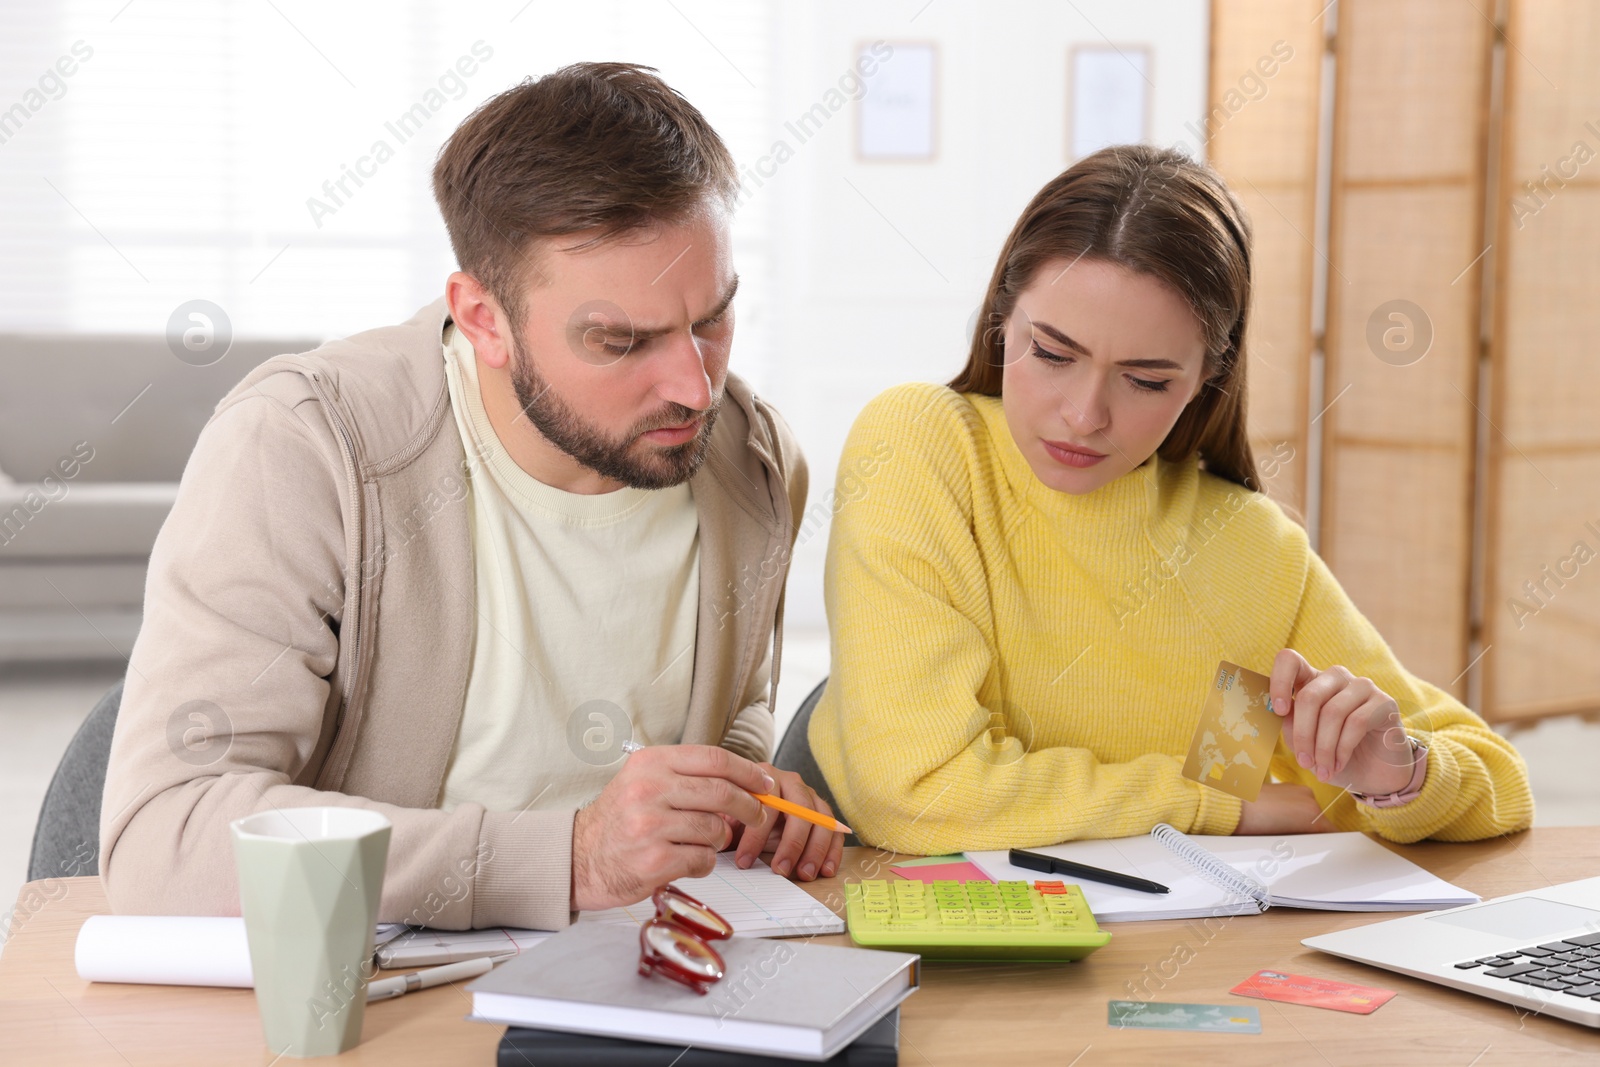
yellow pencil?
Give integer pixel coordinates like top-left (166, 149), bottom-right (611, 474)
top-left (752, 793), bottom-right (852, 835)
top-left (618, 741), bottom-right (852, 833)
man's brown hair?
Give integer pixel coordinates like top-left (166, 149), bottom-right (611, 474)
top-left (432, 62), bottom-right (739, 328)
top-left (950, 144), bottom-right (1259, 491)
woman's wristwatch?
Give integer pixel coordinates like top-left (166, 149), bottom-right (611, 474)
top-left (1349, 735), bottom-right (1429, 808)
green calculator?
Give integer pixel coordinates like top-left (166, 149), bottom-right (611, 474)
top-left (844, 878), bottom-right (1112, 962)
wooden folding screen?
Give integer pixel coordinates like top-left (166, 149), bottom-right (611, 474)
top-left (1480, 0), bottom-right (1600, 721)
top-left (1318, 1), bottom-right (1494, 700)
top-left (1205, 0), bottom-right (1324, 520)
top-left (1211, 0), bottom-right (1600, 720)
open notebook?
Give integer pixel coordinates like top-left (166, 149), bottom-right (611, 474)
top-left (968, 825), bottom-right (1478, 923)
top-left (379, 853), bottom-right (844, 967)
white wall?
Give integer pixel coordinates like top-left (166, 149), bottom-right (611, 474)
top-left (744, 1), bottom-right (1211, 630)
top-left (0, 0), bottom-right (1208, 632)
top-left (0, 0), bottom-right (777, 343)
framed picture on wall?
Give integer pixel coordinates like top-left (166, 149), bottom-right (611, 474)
top-left (856, 40), bottom-right (937, 161)
top-left (1067, 44), bottom-right (1152, 160)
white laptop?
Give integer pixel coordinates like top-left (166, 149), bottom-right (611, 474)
top-left (1304, 876), bottom-right (1600, 1028)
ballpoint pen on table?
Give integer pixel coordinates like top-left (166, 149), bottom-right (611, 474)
top-left (366, 955), bottom-right (498, 1000)
top-left (1008, 847), bottom-right (1171, 894)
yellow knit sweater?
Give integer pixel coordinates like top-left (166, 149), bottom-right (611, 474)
top-left (809, 383), bottom-right (1533, 854)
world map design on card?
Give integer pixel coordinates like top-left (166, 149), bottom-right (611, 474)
top-left (1181, 661), bottom-right (1283, 802)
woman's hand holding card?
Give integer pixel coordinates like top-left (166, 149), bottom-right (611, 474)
top-left (1268, 648), bottom-right (1416, 796)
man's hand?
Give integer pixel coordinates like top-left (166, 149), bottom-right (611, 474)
top-left (1268, 649), bottom-right (1415, 796)
top-left (724, 763), bottom-right (843, 881)
top-left (1236, 782), bottom-right (1336, 835)
top-left (570, 745), bottom-right (774, 912)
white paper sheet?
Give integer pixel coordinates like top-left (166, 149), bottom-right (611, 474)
top-left (77, 856), bottom-right (842, 984)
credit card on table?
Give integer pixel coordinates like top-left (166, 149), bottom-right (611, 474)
top-left (1180, 660), bottom-right (1283, 802)
top-left (1231, 969), bottom-right (1396, 1014)
top-left (1108, 1000), bottom-right (1262, 1033)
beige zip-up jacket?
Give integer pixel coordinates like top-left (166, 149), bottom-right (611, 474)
top-left (99, 296), bottom-right (807, 932)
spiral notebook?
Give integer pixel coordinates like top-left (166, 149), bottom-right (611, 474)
top-left (379, 853), bottom-right (844, 967)
top-left (968, 825), bottom-right (1477, 923)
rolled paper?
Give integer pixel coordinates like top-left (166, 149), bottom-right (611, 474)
top-left (75, 915), bottom-right (256, 988)
top-left (74, 916), bottom-right (403, 988)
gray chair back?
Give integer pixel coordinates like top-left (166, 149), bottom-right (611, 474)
top-left (772, 677), bottom-right (857, 846)
top-left (28, 679), bottom-right (122, 882)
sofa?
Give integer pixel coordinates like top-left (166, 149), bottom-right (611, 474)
top-left (0, 332), bottom-right (319, 661)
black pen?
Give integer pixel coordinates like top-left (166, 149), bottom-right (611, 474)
top-left (1008, 848), bottom-right (1170, 895)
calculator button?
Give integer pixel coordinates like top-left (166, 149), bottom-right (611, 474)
top-left (847, 879), bottom-right (1109, 961)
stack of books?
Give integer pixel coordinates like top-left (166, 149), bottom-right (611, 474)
top-left (467, 923), bottom-right (918, 1065)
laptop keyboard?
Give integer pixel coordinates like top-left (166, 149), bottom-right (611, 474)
top-left (1453, 930), bottom-right (1600, 998)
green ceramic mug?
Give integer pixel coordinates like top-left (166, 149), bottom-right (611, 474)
top-left (231, 807), bottom-right (392, 1057)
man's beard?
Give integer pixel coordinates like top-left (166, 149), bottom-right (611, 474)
top-left (506, 329), bottom-right (721, 490)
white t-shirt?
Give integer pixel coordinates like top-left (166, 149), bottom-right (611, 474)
top-left (438, 322), bottom-right (700, 813)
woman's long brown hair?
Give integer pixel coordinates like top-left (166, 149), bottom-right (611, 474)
top-left (949, 144), bottom-right (1259, 491)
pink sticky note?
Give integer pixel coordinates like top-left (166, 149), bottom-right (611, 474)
top-left (888, 860), bottom-right (995, 883)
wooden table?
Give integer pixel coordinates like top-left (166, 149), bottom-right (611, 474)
top-left (3, 830), bottom-right (1599, 1064)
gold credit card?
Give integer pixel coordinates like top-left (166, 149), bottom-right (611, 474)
top-left (1181, 660), bottom-right (1283, 802)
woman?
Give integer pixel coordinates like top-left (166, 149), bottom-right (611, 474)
top-left (808, 145), bottom-right (1531, 854)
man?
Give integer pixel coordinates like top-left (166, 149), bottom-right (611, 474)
top-left (100, 63), bottom-right (839, 932)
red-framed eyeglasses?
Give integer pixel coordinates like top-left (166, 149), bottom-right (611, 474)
top-left (637, 884), bottom-right (734, 995)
